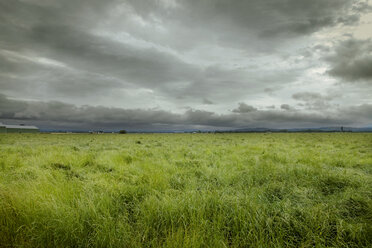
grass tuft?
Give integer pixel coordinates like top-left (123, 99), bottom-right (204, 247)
top-left (0, 133), bottom-right (371, 247)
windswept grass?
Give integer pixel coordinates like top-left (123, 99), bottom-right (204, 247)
top-left (0, 133), bottom-right (371, 247)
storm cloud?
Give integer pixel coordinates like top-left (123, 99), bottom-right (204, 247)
top-left (232, 103), bottom-right (257, 114)
top-left (0, 0), bottom-right (371, 130)
top-left (1, 94), bottom-right (371, 130)
top-left (326, 38), bottom-right (372, 82)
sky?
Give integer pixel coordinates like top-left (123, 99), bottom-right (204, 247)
top-left (0, 0), bottom-right (371, 131)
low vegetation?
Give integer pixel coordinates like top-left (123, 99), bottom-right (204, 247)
top-left (0, 133), bottom-right (371, 247)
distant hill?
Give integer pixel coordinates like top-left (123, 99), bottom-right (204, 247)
top-left (231, 127), bottom-right (372, 133)
top-left (39, 126), bottom-right (372, 133)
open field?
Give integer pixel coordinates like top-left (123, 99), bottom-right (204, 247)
top-left (0, 133), bottom-right (371, 247)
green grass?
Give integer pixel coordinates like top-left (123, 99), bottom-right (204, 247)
top-left (0, 133), bottom-right (371, 247)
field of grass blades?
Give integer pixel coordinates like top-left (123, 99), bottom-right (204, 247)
top-left (0, 133), bottom-right (371, 247)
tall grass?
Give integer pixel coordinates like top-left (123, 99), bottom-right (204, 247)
top-left (0, 133), bottom-right (371, 247)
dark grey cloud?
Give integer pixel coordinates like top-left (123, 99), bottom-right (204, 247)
top-left (0, 0), bottom-right (309, 105)
top-left (232, 103), bottom-right (257, 113)
top-left (1, 0), bottom-right (367, 54)
top-left (0, 0), bottom-right (371, 130)
top-left (202, 98), bottom-right (214, 105)
top-left (345, 104), bottom-right (372, 119)
top-left (121, 0), bottom-right (367, 50)
top-left (0, 93), bottom-right (181, 130)
top-left (0, 0), bottom-right (203, 103)
top-left (326, 38), bottom-right (372, 82)
top-left (165, 65), bottom-right (303, 103)
top-left (1, 94), bottom-right (371, 130)
top-left (292, 92), bottom-right (337, 110)
top-left (292, 92), bottom-right (333, 101)
top-left (1, 24), bottom-right (199, 86)
top-left (280, 104), bottom-right (295, 111)
top-left (0, 50), bottom-right (124, 97)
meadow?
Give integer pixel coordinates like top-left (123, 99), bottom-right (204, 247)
top-left (0, 133), bottom-right (371, 247)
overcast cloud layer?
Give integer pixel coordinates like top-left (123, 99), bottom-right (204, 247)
top-left (1, 0), bottom-right (371, 130)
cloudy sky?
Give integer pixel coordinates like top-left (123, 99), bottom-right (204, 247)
top-left (0, 0), bottom-right (371, 131)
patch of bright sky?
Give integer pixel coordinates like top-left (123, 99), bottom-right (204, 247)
top-left (315, 12), bottom-right (372, 40)
top-left (353, 13), bottom-right (372, 38)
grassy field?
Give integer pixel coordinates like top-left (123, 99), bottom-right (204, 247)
top-left (0, 133), bottom-right (371, 247)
